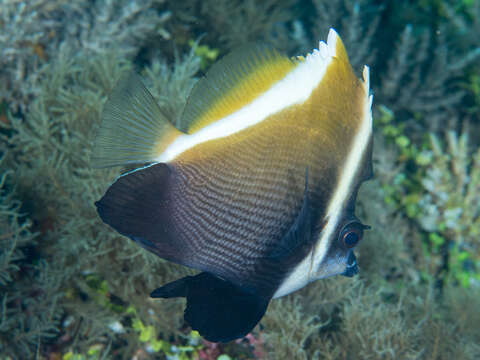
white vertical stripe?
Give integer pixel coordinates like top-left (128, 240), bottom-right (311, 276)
top-left (274, 65), bottom-right (372, 298)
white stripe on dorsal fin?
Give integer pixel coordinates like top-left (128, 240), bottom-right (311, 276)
top-left (179, 43), bottom-right (298, 134)
top-left (91, 73), bottom-right (182, 168)
top-left (157, 31), bottom-right (341, 162)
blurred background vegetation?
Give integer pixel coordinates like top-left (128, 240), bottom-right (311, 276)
top-left (0, 0), bottom-right (479, 359)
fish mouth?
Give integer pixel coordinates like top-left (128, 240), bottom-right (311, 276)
top-left (341, 251), bottom-right (358, 277)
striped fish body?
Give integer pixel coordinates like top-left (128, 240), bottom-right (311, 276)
top-left (93, 29), bottom-right (373, 342)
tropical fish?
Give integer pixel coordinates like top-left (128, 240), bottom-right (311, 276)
top-left (92, 28), bottom-right (373, 343)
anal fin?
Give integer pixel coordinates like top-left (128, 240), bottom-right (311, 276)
top-left (151, 272), bottom-right (269, 342)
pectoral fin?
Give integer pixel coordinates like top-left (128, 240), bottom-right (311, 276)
top-left (151, 272), bottom-right (270, 342)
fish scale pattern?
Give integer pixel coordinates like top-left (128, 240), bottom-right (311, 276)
top-left (163, 113), bottom-right (344, 294)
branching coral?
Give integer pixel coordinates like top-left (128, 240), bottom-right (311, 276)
top-left (417, 130), bottom-right (480, 287)
top-left (373, 103), bottom-right (480, 290)
top-left (0, 0), bottom-right (171, 113)
top-left (164, 0), bottom-right (298, 53)
top-left (0, 169), bottom-right (35, 286)
top-left (376, 2), bottom-right (480, 138)
top-left (0, 167), bottom-right (64, 357)
top-left (380, 25), bottom-right (480, 133)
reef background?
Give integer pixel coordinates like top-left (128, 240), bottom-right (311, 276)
top-left (1, 0), bottom-right (479, 359)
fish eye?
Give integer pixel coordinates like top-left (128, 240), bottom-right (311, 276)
top-left (340, 222), bottom-right (366, 248)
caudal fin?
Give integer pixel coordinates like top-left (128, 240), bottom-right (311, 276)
top-left (91, 73), bottom-right (182, 168)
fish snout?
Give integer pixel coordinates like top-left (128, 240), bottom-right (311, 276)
top-left (341, 251), bottom-right (358, 277)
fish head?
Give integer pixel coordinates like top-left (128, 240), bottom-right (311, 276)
top-left (313, 212), bottom-right (370, 280)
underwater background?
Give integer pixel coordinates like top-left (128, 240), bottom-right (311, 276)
top-left (0, 0), bottom-right (479, 359)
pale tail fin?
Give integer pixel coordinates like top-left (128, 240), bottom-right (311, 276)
top-left (91, 73), bottom-right (182, 168)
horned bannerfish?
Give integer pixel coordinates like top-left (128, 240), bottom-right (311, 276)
top-left (92, 29), bottom-right (373, 343)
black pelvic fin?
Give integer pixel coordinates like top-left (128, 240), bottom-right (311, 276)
top-left (150, 272), bottom-right (270, 343)
top-left (268, 168), bottom-right (312, 258)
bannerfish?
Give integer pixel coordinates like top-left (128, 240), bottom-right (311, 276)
top-left (92, 29), bottom-right (373, 343)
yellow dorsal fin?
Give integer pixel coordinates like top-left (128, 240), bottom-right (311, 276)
top-left (179, 44), bottom-right (298, 134)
